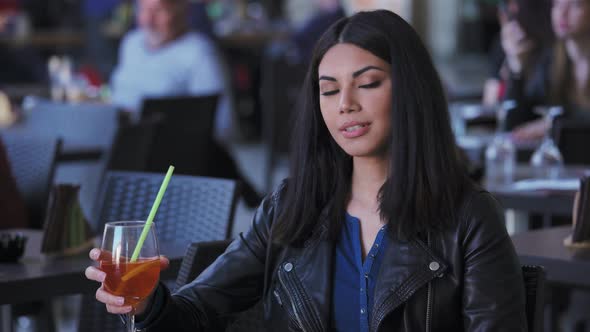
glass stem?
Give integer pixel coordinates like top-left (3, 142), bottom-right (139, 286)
top-left (127, 313), bottom-right (135, 332)
top-left (544, 115), bottom-right (554, 143)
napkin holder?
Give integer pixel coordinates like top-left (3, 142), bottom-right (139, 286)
top-left (41, 184), bottom-right (95, 257)
top-left (564, 176), bottom-right (590, 251)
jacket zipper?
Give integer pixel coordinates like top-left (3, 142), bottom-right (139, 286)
top-left (425, 232), bottom-right (433, 332)
top-left (278, 267), bottom-right (308, 332)
top-left (426, 279), bottom-right (433, 332)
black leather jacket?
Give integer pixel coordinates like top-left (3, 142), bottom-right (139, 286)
top-left (140, 184), bottom-right (527, 331)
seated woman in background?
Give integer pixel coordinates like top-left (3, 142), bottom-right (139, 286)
top-left (505, 0), bottom-right (590, 140)
top-left (0, 137), bottom-right (28, 229)
top-left (86, 10), bottom-right (526, 331)
top-left (482, 0), bottom-right (553, 112)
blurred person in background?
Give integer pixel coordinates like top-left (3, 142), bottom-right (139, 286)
top-left (0, 0), bottom-right (46, 85)
top-left (0, 136), bottom-right (28, 229)
top-left (291, 0), bottom-right (345, 64)
top-left (110, 0), bottom-right (235, 142)
top-left (82, 0), bottom-right (122, 80)
top-left (482, 0), bottom-right (553, 112)
top-left (504, 0), bottom-right (590, 140)
top-left (111, 0), bottom-right (260, 206)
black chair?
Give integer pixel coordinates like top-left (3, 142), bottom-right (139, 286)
top-left (79, 171), bottom-right (239, 332)
top-left (176, 240), bottom-right (264, 332)
top-left (522, 265), bottom-right (545, 332)
top-left (106, 115), bottom-right (164, 172)
top-left (140, 95), bottom-right (219, 176)
top-left (140, 95), bottom-right (261, 207)
top-left (94, 171), bottom-right (238, 242)
top-left (554, 118), bottom-right (590, 165)
top-left (0, 132), bottom-right (62, 229)
top-left (260, 43), bottom-right (307, 191)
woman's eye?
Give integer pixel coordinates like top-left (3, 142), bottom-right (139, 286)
top-left (321, 90), bottom-right (339, 96)
top-left (359, 81), bottom-right (381, 89)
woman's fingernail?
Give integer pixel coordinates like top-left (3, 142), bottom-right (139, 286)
top-left (117, 298), bottom-right (125, 305)
top-left (90, 249), bottom-right (99, 259)
top-left (99, 273), bottom-right (106, 282)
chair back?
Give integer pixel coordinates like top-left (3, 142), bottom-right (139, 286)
top-left (95, 171), bottom-right (237, 242)
top-left (260, 43), bottom-right (307, 190)
top-left (554, 118), bottom-right (590, 165)
top-left (140, 95), bottom-right (219, 175)
top-left (106, 114), bottom-right (163, 171)
top-left (522, 265), bottom-right (545, 332)
top-left (1, 132), bottom-right (61, 229)
top-left (176, 240), bottom-right (265, 332)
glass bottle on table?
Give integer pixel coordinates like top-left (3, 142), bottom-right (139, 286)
top-left (530, 105), bottom-right (564, 179)
top-left (485, 100), bottom-right (517, 186)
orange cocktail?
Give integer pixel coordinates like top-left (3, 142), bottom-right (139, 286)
top-left (100, 258), bottom-right (160, 306)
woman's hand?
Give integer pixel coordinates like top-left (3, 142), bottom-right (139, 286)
top-left (501, 21), bottom-right (535, 75)
top-left (84, 248), bottom-right (170, 315)
top-left (511, 118), bottom-right (548, 142)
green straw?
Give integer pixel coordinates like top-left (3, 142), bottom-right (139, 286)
top-left (130, 165), bottom-right (175, 262)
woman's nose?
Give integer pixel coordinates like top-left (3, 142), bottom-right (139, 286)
top-left (338, 89), bottom-right (361, 113)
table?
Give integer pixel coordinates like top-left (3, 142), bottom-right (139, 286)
top-left (0, 230), bottom-right (185, 306)
top-left (486, 165), bottom-right (590, 229)
top-left (0, 31), bottom-right (84, 48)
top-left (1, 101), bottom-right (119, 162)
top-left (511, 226), bottom-right (590, 289)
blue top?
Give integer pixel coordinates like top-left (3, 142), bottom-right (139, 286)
top-left (331, 213), bottom-right (389, 332)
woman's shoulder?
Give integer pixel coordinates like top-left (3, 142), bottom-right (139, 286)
top-left (457, 183), bottom-right (502, 217)
top-left (250, 179), bottom-right (290, 228)
top-left (454, 183), bottom-right (508, 242)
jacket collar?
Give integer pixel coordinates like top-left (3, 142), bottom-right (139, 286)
top-left (296, 208), bottom-right (448, 331)
top-left (375, 235), bottom-right (447, 307)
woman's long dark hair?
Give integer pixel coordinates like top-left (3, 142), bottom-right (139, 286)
top-left (272, 10), bottom-right (469, 245)
top-left (513, 0), bottom-right (554, 47)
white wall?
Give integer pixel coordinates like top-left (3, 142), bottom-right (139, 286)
top-left (340, 0), bottom-right (412, 21)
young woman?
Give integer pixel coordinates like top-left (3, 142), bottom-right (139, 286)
top-left (86, 10), bottom-right (526, 331)
top-left (482, 0), bottom-right (553, 109)
top-left (507, 0), bottom-right (590, 140)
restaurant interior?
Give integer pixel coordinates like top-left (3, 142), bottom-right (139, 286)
top-left (1, 0), bottom-right (589, 331)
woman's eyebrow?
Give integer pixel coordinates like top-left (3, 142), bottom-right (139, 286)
top-left (318, 66), bottom-right (384, 81)
top-left (319, 75), bottom-right (337, 82)
top-left (352, 65), bottom-right (384, 78)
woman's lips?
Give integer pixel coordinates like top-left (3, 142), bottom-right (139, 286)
top-left (340, 122), bottom-right (371, 138)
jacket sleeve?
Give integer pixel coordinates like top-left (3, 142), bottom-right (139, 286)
top-left (460, 192), bottom-right (527, 332)
top-left (138, 189), bottom-right (281, 331)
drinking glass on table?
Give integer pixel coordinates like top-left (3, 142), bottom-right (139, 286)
top-left (100, 221), bottom-right (160, 332)
top-left (530, 105), bottom-right (564, 179)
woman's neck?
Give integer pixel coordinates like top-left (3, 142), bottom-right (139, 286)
top-left (350, 156), bottom-right (389, 211)
top-left (564, 37), bottom-right (590, 106)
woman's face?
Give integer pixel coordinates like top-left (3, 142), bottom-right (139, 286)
top-left (318, 43), bottom-right (392, 159)
top-left (552, 0), bottom-right (590, 39)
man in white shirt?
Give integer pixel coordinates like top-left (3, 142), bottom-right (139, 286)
top-left (110, 0), bottom-right (260, 206)
top-left (110, 0), bottom-right (234, 141)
